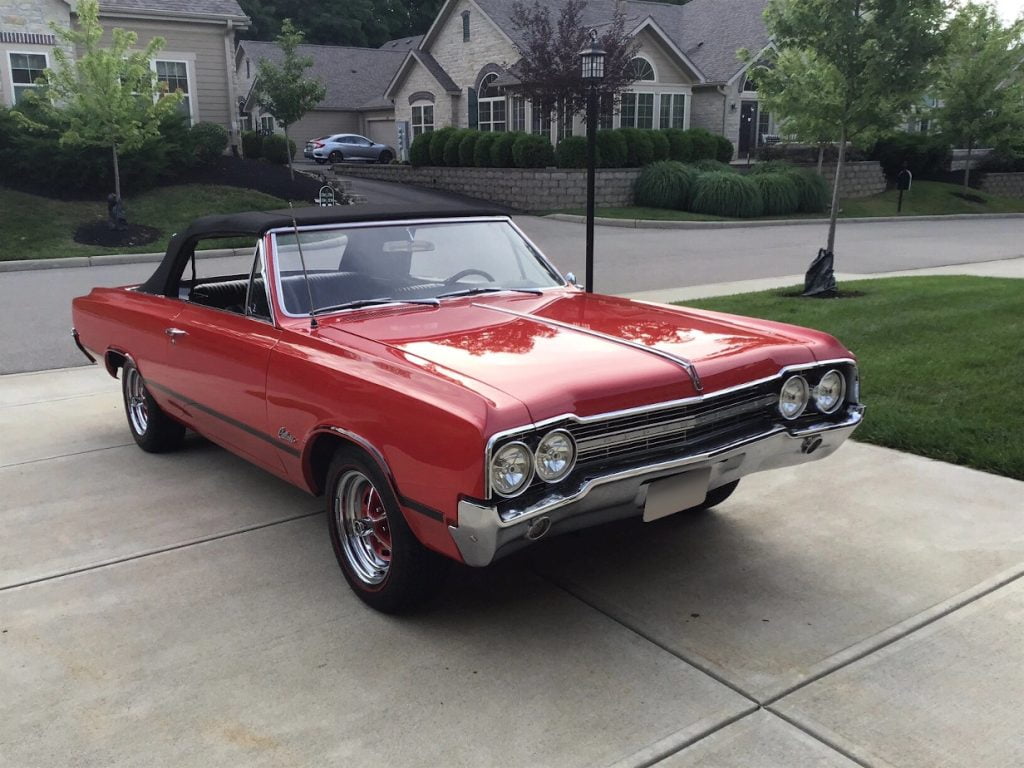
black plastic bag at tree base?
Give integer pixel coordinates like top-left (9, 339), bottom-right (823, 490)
top-left (803, 248), bottom-right (838, 297)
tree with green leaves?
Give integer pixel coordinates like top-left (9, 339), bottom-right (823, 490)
top-left (42, 0), bottom-right (182, 204)
top-left (756, 0), bottom-right (946, 277)
top-left (253, 19), bottom-right (326, 180)
top-left (933, 2), bottom-right (1024, 189)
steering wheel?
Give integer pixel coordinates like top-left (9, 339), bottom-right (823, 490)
top-left (443, 268), bottom-right (495, 286)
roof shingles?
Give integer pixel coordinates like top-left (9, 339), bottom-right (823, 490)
top-left (98, 0), bottom-right (248, 20)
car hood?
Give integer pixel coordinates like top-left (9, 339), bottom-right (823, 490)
top-left (316, 291), bottom-right (844, 423)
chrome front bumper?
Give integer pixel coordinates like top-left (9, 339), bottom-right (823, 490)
top-left (449, 406), bottom-right (864, 567)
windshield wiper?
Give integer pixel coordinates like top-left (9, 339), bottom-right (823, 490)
top-left (311, 297), bottom-right (439, 316)
top-left (435, 286), bottom-right (543, 300)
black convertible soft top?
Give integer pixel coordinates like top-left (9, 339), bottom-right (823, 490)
top-left (138, 202), bottom-right (509, 296)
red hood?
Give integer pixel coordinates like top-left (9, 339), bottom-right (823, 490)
top-left (314, 290), bottom-right (848, 422)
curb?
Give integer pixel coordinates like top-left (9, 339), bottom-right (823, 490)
top-left (545, 212), bottom-right (1024, 229)
top-left (0, 247), bottom-right (250, 274)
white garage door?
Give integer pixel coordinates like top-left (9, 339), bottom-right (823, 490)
top-left (367, 120), bottom-right (396, 147)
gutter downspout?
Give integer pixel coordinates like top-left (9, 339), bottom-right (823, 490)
top-left (716, 85), bottom-right (728, 136)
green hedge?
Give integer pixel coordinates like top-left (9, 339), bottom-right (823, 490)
top-left (491, 131), bottom-right (519, 168)
top-left (616, 128), bottom-right (654, 167)
top-left (262, 133), bottom-right (290, 165)
top-left (474, 132), bottom-right (498, 167)
top-left (663, 129), bottom-right (693, 163)
top-left (634, 161), bottom-right (698, 210)
top-left (556, 135), bottom-right (589, 168)
top-left (688, 128), bottom-right (719, 162)
top-left (871, 132), bottom-right (951, 180)
top-left (428, 126), bottom-right (456, 166)
top-left (648, 130), bottom-right (670, 161)
top-left (596, 130), bottom-right (627, 168)
top-left (189, 121), bottom-right (228, 165)
top-left (443, 128), bottom-right (471, 166)
top-left (691, 172), bottom-right (763, 218)
top-left (410, 132), bottom-right (432, 166)
top-left (241, 130), bottom-right (262, 160)
top-left (512, 133), bottom-right (554, 168)
top-left (714, 135), bottom-right (735, 163)
top-left (458, 130), bottom-right (479, 166)
top-left (751, 172), bottom-right (799, 216)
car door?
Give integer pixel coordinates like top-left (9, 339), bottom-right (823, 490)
top-left (351, 135), bottom-right (376, 161)
top-left (154, 245), bottom-right (286, 475)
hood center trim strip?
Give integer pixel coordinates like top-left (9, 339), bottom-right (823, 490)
top-left (472, 302), bottom-right (704, 393)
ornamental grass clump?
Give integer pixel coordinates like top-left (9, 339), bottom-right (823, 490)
top-left (788, 168), bottom-right (831, 213)
top-left (691, 171), bottom-right (764, 218)
top-left (692, 158), bottom-right (734, 174)
top-left (751, 172), bottom-right (800, 216)
top-left (634, 161), bottom-right (698, 210)
top-left (749, 160), bottom-right (796, 175)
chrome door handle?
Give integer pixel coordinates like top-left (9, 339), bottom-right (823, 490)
top-left (165, 327), bottom-right (188, 343)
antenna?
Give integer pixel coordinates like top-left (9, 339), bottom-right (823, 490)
top-left (288, 202), bottom-right (318, 330)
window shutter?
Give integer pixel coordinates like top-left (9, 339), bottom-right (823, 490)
top-left (468, 87), bottom-right (478, 129)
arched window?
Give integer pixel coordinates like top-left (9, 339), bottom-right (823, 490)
top-left (627, 57), bottom-right (656, 82)
top-left (478, 73), bottom-right (506, 132)
top-left (742, 73), bottom-right (757, 92)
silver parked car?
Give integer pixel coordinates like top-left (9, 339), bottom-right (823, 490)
top-left (305, 134), bottom-right (395, 164)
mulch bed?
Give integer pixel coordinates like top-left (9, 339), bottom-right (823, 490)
top-left (171, 155), bottom-right (324, 201)
top-left (73, 220), bottom-right (161, 248)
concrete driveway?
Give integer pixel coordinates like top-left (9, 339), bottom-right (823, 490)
top-left (3, 365), bottom-right (1022, 767)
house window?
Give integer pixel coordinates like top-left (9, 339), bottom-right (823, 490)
top-left (659, 94), bottom-right (686, 129)
top-left (9, 52), bottom-right (48, 104)
top-left (411, 103), bottom-right (434, 136)
top-left (259, 115), bottom-right (275, 135)
top-left (155, 60), bottom-right (192, 125)
top-left (245, 59), bottom-right (250, 79)
top-left (462, 11), bottom-right (470, 42)
top-left (741, 73), bottom-right (757, 93)
top-left (757, 107), bottom-right (771, 143)
top-left (531, 102), bottom-right (551, 136)
top-left (510, 95), bottom-right (526, 132)
top-left (556, 99), bottom-right (574, 139)
top-left (477, 73), bottom-right (506, 132)
top-left (598, 94), bottom-right (614, 130)
top-left (621, 92), bottom-right (654, 129)
top-left (626, 57), bottom-right (656, 83)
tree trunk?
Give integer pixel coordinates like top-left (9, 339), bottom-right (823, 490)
top-left (816, 144), bottom-right (824, 175)
top-left (112, 142), bottom-right (121, 202)
top-left (284, 124), bottom-right (294, 182)
top-left (963, 142), bottom-right (973, 191)
top-left (826, 126), bottom-right (847, 256)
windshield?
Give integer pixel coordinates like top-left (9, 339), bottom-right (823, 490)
top-left (271, 219), bottom-right (563, 316)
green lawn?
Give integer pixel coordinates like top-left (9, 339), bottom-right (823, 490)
top-left (559, 180), bottom-right (1024, 222)
top-left (1, 185), bottom-right (288, 261)
top-left (684, 276), bottom-right (1024, 480)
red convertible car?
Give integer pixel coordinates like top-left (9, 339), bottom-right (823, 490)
top-left (72, 203), bottom-right (863, 612)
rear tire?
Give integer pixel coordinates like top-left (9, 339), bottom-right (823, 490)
top-left (690, 480), bottom-right (740, 512)
top-left (326, 448), bottom-right (448, 613)
top-left (121, 362), bottom-right (184, 453)
top-left (328, 150), bottom-right (343, 163)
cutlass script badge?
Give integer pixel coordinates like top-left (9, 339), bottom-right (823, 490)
top-left (277, 428), bottom-right (297, 444)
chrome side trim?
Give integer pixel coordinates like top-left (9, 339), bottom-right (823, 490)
top-left (474, 302), bottom-right (704, 393)
top-left (71, 328), bottom-right (96, 364)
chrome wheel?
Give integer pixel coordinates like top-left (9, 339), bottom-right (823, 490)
top-left (335, 470), bottom-right (392, 586)
top-left (124, 366), bottom-right (149, 435)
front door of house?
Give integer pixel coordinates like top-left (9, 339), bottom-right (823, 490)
top-left (738, 100), bottom-right (759, 158)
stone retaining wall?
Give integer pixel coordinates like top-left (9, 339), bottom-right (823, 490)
top-left (334, 165), bottom-right (642, 211)
top-left (793, 161), bottom-right (887, 198)
top-left (980, 172), bottom-right (1024, 198)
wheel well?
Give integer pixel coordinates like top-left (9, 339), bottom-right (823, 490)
top-left (104, 349), bottom-right (127, 378)
top-left (306, 433), bottom-right (366, 497)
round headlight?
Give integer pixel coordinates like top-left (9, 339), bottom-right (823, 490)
top-left (490, 441), bottom-right (533, 497)
top-left (778, 375), bottom-right (809, 420)
top-left (813, 369), bottom-right (846, 414)
top-left (535, 429), bottom-right (576, 483)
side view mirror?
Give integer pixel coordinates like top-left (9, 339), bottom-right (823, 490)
top-left (565, 271), bottom-right (581, 288)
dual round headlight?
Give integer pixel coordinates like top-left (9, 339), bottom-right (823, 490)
top-left (778, 369), bottom-right (847, 420)
top-left (490, 429), bottom-right (577, 497)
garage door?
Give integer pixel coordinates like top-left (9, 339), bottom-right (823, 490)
top-left (367, 120), bottom-right (396, 147)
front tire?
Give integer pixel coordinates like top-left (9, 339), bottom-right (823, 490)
top-left (121, 362), bottom-right (184, 453)
top-left (377, 150), bottom-right (393, 164)
top-left (326, 448), bottom-right (448, 613)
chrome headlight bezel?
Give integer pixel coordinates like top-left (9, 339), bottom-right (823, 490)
top-left (813, 369), bottom-right (846, 414)
top-left (778, 374), bottom-right (810, 420)
top-left (534, 429), bottom-right (577, 483)
top-left (489, 440), bottom-right (534, 498)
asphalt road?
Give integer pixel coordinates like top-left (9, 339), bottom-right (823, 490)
top-left (2, 176), bottom-right (1022, 374)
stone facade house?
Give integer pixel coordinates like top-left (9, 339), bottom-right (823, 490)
top-left (384, 0), bottom-right (776, 159)
top-left (235, 38), bottom-right (417, 148)
top-left (0, 0), bottom-right (249, 144)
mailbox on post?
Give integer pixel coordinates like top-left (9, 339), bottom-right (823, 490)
top-left (896, 168), bottom-right (913, 213)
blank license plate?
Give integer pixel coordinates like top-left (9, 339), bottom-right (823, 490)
top-left (643, 468), bottom-right (712, 522)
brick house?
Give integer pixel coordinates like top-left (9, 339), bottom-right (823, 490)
top-left (0, 0), bottom-right (249, 145)
top-left (384, 0), bottom-right (776, 159)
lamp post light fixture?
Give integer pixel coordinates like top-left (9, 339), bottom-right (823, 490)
top-left (579, 29), bottom-right (605, 293)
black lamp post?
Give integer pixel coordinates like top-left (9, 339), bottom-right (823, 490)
top-left (579, 29), bottom-right (605, 293)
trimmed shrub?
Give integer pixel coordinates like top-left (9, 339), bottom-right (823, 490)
top-left (409, 132), bottom-right (432, 166)
top-left (648, 130), bottom-right (670, 161)
top-left (241, 130), bottom-right (262, 160)
top-left (714, 135), bottom-right (734, 163)
top-left (688, 128), bottom-right (719, 161)
top-left (512, 133), bottom-right (555, 168)
top-left (490, 131), bottom-right (519, 167)
top-left (691, 172), bottom-right (763, 218)
top-left (617, 127), bottom-right (654, 167)
top-left (596, 129), bottom-right (627, 168)
top-left (458, 130), bottom-right (480, 167)
top-left (692, 158), bottom-right (733, 173)
top-left (555, 135), bottom-right (588, 168)
top-left (634, 160), bottom-right (698, 210)
top-left (189, 121), bottom-right (228, 165)
top-left (751, 172), bottom-right (799, 216)
top-left (443, 128), bottom-right (471, 166)
top-left (977, 148), bottom-right (1024, 173)
top-left (663, 128), bottom-right (693, 163)
top-left (749, 160), bottom-right (796, 175)
top-left (871, 132), bottom-right (951, 180)
top-left (474, 132), bottom-right (498, 167)
top-left (788, 168), bottom-right (831, 213)
top-left (262, 133), bottom-right (290, 165)
top-left (428, 126), bottom-right (456, 166)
